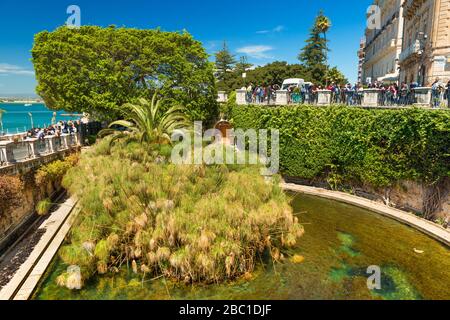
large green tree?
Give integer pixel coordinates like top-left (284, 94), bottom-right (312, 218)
top-left (299, 11), bottom-right (329, 85)
top-left (214, 41), bottom-right (236, 81)
top-left (217, 61), bottom-right (309, 92)
top-left (32, 26), bottom-right (218, 123)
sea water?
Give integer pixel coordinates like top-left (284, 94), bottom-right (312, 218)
top-left (0, 103), bottom-right (81, 134)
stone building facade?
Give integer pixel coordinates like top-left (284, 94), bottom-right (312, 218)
top-left (399, 0), bottom-right (450, 85)
top-left (362, 0), bottom-right (405, 84)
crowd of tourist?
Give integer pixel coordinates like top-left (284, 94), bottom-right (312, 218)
top-left (26, 120), bottom-right (79, 140)
top-left (242, 78), bottom-right (450, 108)
top-left (243, 84), bottom-right (280, 104)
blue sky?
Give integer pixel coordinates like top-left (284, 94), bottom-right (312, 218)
top-left (0, 0), bottom-right (372, 95)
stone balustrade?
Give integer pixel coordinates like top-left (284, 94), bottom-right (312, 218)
top-left (217, 91), bottom-right (228, 103)
top-left (236, 89), bottom-right (247, 105)
top-left (275, 90), bottom-right (289, 105)
top-left (413, 87), bottom-right (432, 107)
top-left (316, 90), bottom-right (332, 106)
top-left (0, 133), bottom-right (81, 170)
top-left (234, 87), bottom-right (438, 108)
top-left (362, 89), bottom-right (380, 107)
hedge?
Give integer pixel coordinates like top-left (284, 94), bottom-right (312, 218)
top-left (230, 105), bottom-right (450, 189)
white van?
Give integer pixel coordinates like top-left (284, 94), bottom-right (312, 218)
top-left (281, 79), bottom-right (314, 91)
top-left (282, 78), bottom-right (304, 90)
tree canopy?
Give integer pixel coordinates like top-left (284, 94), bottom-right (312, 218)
top-left (217, 61), bottom-right (309, 92)
top-left (325, 67), bottom-right (348, 85)
top-left (32, 26), bottom-right (218, 123)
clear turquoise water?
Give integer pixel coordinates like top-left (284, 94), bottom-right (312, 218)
top-left (0, 103), bottom-right (81, 134)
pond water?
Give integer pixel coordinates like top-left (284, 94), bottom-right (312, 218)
top-left (33, 193), bottom-right (450, 300)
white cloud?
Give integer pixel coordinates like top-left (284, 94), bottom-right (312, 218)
top-left (0, 63), bottom-right (35, 76)
top-left (273, 25), bottom-right (284, 32)
top-left (256, 25), bottom-right (284, 34)
top-left (236, 45), bottom-right (274, 59)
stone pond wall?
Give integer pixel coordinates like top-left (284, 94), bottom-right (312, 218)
top-left (284, 176), bottom-right (450, 221)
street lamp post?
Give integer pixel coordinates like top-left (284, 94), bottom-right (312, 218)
top-left (0, 109), bottom-right (5, 134)
top-left (28, 112), bottom-right (34, 131)
top-left (417, 32), bottom-right (428, 86)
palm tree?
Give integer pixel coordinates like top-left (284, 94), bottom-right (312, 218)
top-left (315, 11), bottom-right (331, 51)
top-left (315, 11), bottom-right (332, 85)
top-left (0, 108), bottom-right (6, 133)
top-left (100, 93), bottom-right (191, 145)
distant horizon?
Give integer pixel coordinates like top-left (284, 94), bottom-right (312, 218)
top-left (0, 93), bottom-right (39, 99)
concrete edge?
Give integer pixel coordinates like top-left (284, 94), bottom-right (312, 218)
top-left (0, 197), bottom-right (77, 300)
top-left (281, 183), bottom-right (450, 247)
top-left (13, 205), bottom-right (79, 300)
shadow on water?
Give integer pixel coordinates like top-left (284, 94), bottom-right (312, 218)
top-left (33, 193), bottom-right (450, 300)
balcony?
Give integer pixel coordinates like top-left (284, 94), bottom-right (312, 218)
top-left (403, 0), bottom-right (426, 19)
top-left (399, 40), bottom-right (421, 63)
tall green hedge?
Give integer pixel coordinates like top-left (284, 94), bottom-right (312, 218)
top-left (230, 105), bottom-right (450, 189)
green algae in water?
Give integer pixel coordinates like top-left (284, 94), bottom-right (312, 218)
top-left (330, 263), bottom-right (353, 282)
top-left (371, 266), bottom-right (422, 300)
top-left (33, 194), bottom-right (450, 300)
top-left (336, 232), bottom-right (360, 258)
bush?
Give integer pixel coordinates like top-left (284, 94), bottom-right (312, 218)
top-left (57, 138), bottom-right (303, 287)
top-left (35, 153), bottom-right (80, 187)
top-left (36, 198), bottom-right (52, 216)
top-left (230, 105), bottom-right (450, 189)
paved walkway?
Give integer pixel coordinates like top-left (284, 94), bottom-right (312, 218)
top-left (0, 197), bottom-right (78, 300)
top-left (281, 183), bottom-right (450, 247)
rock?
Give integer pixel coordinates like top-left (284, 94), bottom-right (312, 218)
top-left (242, 272), bottom-right (253, 281)
top-left (82, 241), bottom-right (95, 255)
top-left (65, 265), bottom-right (83, 290)
top-left (290, 255), bottom-right (305, 264)
top-left (132, 260), bottom-right (138, 274)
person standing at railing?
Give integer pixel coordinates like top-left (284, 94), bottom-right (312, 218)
top-left (246, 84), bottom-right (253, 103)
top-left (265, 85), bottom-right (272, 104)
top-left (355, 83), bottom-right (364, 105)
top-left (259, 86), bottom-right (266, 104)
top-left (300, 83), bottom-right (309, 104)
top-left (311, 85), bottom-right (319, 105)
top-left (344, 84), bottom-right (353, 105)
top-left (431, 78), bottom-right (443, 109)
top-left (399, 83), bottom-right (409, 105)
top-left (445, 80), bottom-right (450, 108)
